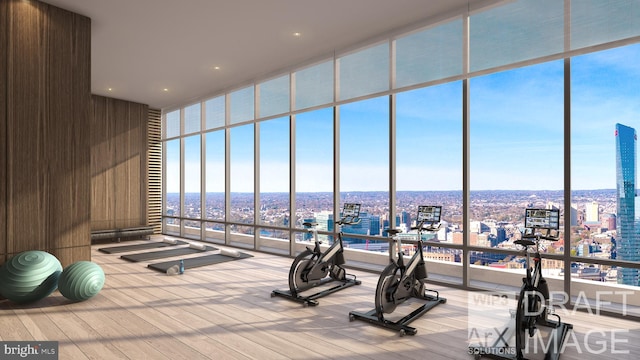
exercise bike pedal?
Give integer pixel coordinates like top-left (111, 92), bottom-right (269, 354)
top-left (330, 265), bottom-right (345, 280)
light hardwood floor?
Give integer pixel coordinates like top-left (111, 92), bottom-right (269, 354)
top-left (1, 237), bottom-right (638, 360)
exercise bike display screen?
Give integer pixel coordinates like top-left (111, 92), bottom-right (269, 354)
top-left (342, 203), bottom-right (361, 218)
top-left (524, 208), bottom-right (559, 230)
top-left (417, 206), bottom-right (441, 223)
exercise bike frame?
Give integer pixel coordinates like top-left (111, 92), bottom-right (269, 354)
top-left (349, 221), bottom-right (446, 336)
top-left (513, 233), bottom-right (572, 360)
top-left (271, 216), bottom-right (361, 306)
top-left (471, 230), bottom-right (573, 360)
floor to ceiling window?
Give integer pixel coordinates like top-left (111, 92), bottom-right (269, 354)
top-left (183, 134), bottom-right (201, 239)
top-left (396, 82), bottom-right (463, 282)
top-left (229, 124), bottom-right (254, 247)
top-left (204, 96), bottom-right (226, 243)
top-left (204, 129), bottom-right (225, 243)
top-left (571, 43), bottom-right (640, 291)
top-left (258, 116), bottom-right (290, 253)
top-left (339, 96), bottom-right (389, 252)
top-left (164, 138), bottom-right (180, 236)
top-left (469, 61), bottom-right (564, 290)
top-left (160, 0), bottom-right (640, 314)
top-left (294, 108), bottom-right (334, 247)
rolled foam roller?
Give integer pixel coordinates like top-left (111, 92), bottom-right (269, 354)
top-left (220, 249), bottom-right (241, 258)
top-left (163, 237), bottom-right (177, 244)
top-left (189, 243), bottom-right (207, 251)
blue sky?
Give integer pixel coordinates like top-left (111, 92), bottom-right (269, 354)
top-left (168, 43), bottom-right (640, 193)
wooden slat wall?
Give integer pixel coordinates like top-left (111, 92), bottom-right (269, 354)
top-left (148, 108), bottom-right (162, 234)
top-left (3, 0), bottom-right (91, 267)
top-left (7, 0), bottom-right (47, 258)
top-left (91, 95), bottom-right (149, 231)
top-left (0, 0), bottom-right (7, 263)
top-left (90, 96), bottom-right (114, 230)
top-left (47, 5), bottom-right (92, 252)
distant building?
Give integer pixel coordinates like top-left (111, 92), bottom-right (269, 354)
top-left (423, 251), bottom-right (456, 262)
top-left (399, 211), bottom-right (411, 229)
top-left (315, 211), bottom-right (334, 243)
top-left (585, 201), bottom-right (599, 223)
top-left (570, 203), bottom-right (578, 227)
top-left (546, 202), bottom-right (560, 210)
top-left (601, 213), bottom-right (616, 231)
top-left (452, 231), bottom-right (463, 245)
top-left (614, 123), bottom-right (640, 286)
top-left (369, 214), bottom-right (381, 236)
top-left (470, 221), bottom-right (490, 234)
top-left (477, 233), bottom-right (490, 247)
top-left (496, 227), bottom-right (506, 242)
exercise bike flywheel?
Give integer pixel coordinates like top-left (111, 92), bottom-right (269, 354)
top-left (376, 274), bottom-right (400, 315)
top-left (292, 259), bottom-right (330, 290)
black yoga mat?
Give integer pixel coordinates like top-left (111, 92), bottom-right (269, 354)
top-left (98, 240), bottom-right (188, 254)
top-left (147, 251), bottom-right (253, 273)
top-left (120, 245), bottom-right (217, 262)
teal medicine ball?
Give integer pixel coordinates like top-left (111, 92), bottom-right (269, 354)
top-left (0, 251), bottom-right (62, 304)
top-left (58, 261), bottom-right (105, 301)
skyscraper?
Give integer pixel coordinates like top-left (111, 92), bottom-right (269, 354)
top-left (585, 201), bottom-right (599, 223)
top-left (614, 123), bottom-right (640, 286)
top-left (315, 211), bottom-right (334, 243)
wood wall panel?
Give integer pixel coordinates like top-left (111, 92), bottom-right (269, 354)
top-left (91, 96), bottom-right (116, 230)
top-left (91, 95), bottom-right (149, 231)
top-left (127, 103), bottom-right (147, 228)
top-left (114, 99), bottom-right (131, 226)
top-left (7, 0), bottom-right (48, 253)
top-left (46, 6), bottom-right (91, 249)
top-left (0, 0), bottom-right (7, 260)
top-left (48, 245), bottom-right (91, 268)
top-left (2, 0), bottom-right (91, 265)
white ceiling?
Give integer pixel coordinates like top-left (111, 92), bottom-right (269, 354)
top-left (43, 0), bottom-right (485, 110)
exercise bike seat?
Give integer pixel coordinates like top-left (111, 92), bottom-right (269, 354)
top-left (514, 239), bottom-right (536, 247)
top-left (386, 229), bottom-right (403, 236)
top-left (303, 222), bottom-right (318, 227)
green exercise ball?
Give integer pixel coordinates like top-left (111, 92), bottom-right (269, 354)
top-left (58, 261), bottom-right (105, 301)
top-left (0, 251), bottom-right (62, 304)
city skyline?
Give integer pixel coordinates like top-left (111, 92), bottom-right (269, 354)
top-left (165, 187), bottom-right (629, 285)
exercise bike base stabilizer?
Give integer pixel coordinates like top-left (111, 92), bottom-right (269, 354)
top-left (349, 205), bottom-right (446, 336)
top-left (271, 203), bottom-right (362, 307)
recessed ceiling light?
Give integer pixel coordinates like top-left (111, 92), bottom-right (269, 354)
top-left (163, 88), bottom-right (169, 92)
top-left (213, 66), bottom-right (220, 70)
top-left (107, 88), bottom-right (112, 91)
top-left (293, 32), bottom-right (301, 37)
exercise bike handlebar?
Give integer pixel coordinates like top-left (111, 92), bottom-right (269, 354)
top-left (335, 216), bottom-right (361, 226)
top-left (516, 232), bottom-right (560, 250)
top-left (410, 221), bottom-right (441, 233)
top-left (521, 233), bottom-right (560, 242)
top-left (302, 222), bottom-right (318, 228)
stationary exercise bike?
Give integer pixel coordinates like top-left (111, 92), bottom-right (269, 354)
top-left (349, 205), bottom-right (446, 336)
top-left (271, 203), bottom-right (362, 306)
top-left (512, 209), bottom-right (572, 360)
top-left (469, 208), bottom-right (573, 360)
